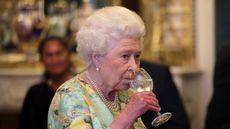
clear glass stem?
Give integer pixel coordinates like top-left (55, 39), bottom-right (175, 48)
top-left (156, 111), bottom-right (161, 116)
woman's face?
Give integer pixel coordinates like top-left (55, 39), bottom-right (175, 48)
top-left (42, 40), bottom-right (70, 77)
top-left (99, 38), bottom-right (141, 91)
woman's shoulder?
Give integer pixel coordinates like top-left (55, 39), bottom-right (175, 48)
top-left (48, 75), bottom-right (96, 121)
top-left (49, 76), bottom-right (90, 112)
top-left (56, 75), bottom-right (92, 96)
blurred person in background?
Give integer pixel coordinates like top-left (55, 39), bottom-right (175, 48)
top-left (205, 42), bottom-right (230, 129)
top-left (18, 36), bottom-right (75, 129)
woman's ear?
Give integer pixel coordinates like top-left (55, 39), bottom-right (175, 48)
top-left (91, 52), bottom-right (102, 66)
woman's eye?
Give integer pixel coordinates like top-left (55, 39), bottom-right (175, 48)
top-left (135, 54), bottom-right (140, 60)
top-left (122, 54), bottom-right (130, 59)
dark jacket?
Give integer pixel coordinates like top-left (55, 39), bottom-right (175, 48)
top-left (205, 43), bottom-right (230, 129)
top-left (18, 82), bottom-right (55, 129)
top-left (141, 60), bottom-right (190, 129)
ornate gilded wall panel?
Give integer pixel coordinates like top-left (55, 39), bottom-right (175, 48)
top-left (140, 0), bottom-right (195, 66)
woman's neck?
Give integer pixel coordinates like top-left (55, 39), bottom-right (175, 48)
top-left (83, 68), bottom-right (116, 101)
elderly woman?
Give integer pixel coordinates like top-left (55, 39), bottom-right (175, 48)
top-left (48, 6), bottom-right (160, 129)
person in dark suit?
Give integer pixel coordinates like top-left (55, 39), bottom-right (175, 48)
top-left (141, 60), bottom-right (191, 129)
top-left (205, 43), bottom-right (230, 129)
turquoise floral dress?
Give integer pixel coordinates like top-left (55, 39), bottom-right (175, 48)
top-left (48, 75), bottom-right (147, 129)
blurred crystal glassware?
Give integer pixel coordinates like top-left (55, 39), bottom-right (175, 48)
top-left (0, 1), bottom-right (18, 52)
top-left (69, 0), bottom-right (94, 35)
top-left (46, 0), bottom-right (69, 37)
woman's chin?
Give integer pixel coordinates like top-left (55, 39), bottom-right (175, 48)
top-left (120, 82), bottom-right (131, 90)
top-left (114, 80), bottom-right (130, 91)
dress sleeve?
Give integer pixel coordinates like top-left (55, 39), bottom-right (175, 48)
top-left (48, 87), bottom-right (93, 129)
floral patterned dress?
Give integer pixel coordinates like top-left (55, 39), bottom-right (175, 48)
top-left (48, 75), bottom-right (147, 129)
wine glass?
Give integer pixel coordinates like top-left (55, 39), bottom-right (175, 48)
top-left (129, 68), bottom-right (172, 126)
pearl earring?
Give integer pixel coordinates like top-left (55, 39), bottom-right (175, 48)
top-left (96, 67), bottom-right (100, 72)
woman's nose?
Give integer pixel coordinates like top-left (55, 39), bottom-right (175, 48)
top-left (128, 57), bottom-right (139, 72)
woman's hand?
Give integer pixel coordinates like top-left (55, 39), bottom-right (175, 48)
top-left (125, 91), bottom-right (161, 120)
top-left (110, 91), bottom-right (161, 129)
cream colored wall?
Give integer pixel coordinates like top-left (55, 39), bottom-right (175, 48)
top-left (171, 1), bottom-right (215, 129)
top-left (0, 69), bottom-right (42, 112)
top-left (194, 0), bottom-right (215, 129)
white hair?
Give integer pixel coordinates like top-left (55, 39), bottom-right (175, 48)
top-left (76, 6), bottom-right (146, 65)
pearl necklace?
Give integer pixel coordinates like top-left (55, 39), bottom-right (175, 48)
top-left (86, 71), bottom-right (120, 112)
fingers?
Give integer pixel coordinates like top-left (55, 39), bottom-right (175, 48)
top-left (121, 91), bottom-right (161, 120)
top-left (130, 91), bottom-right (161, 112)
top-left (137, 91), bottom-right (161, 112)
